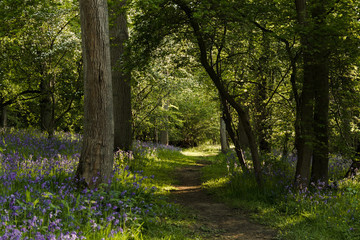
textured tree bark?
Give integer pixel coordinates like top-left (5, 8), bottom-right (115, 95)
top-left (221, 98), bottom-right (247, 170)
top-left (221, 98), bottom-right (249, 171)
top-left (76, 0), bottom-right (114, 189)
top-left (254, 75), bottom-right (270, 153)
top-left (255, 35), bottom-right (271, 154)
top-left (110, 0), bottom-right (132, 151)
top-left (294, 56), bottom-right (314, 188)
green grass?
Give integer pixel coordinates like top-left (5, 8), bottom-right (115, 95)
top-left (200, 148), bottom-right (360, 240)
top-left (4, 130), bottom-right (358, 239)
top-left (133, 145), bottom-right (232, 239)
top-left (140, 149), bottom-right (200, 192)
top-left (131, 148), bottom-right (206, 239)
top-left (130, 146), bottom-right (360, 239)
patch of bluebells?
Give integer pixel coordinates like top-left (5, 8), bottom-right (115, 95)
top-left (115, 140), bottom-right (181, 170)
top-left (0, 128), bottom-right (81, 160)
top-left (328, 154), bottom-right (352, 179)
top-left (0, 129), bottom-right (169, 239)
top-left (226, 148), bottom-right (360, 236)
top-left (265, 152), bottom-right (358, 236)
top-left (133, 140), bottom-right (181, 155)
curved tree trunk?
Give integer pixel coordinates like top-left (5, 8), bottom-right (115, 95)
top-left (221, 98), bottom-right (247, 170)
top-left (174, 0), bottom-right (263, 188)
top-left (76, 0), bottom-right (114, 189)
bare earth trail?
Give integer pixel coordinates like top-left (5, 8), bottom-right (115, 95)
top-left (170, 156), bottom-right (276, 240)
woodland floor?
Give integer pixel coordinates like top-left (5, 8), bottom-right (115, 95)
top-left (170, 157), bottom-right (277, 240)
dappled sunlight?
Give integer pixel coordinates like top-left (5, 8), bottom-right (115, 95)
top-left (181, 150), bottom-right (209, 157)
top-left (182, 145), bottom-right (221, 157)
top-left (203, 176), bottom-right (230, 190)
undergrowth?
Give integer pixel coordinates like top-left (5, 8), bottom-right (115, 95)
top-left (0, 129), bottom-right (201, 239)
top-left (202, 149), bottom-right (360, 240)
top-left (4, 129), bottom-right (356, 240)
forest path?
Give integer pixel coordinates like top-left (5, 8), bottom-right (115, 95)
top-left (170, 152), bottom-right (276, 240)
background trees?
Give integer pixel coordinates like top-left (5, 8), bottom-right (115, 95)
top-left (130, 0), bottom-right (360, 188)
top-left (131, 46), bottom-right (219, 147)
top-left (0, 0), bottom-right (359, 189)
top-left (0, 0), bottom-right (83, 133)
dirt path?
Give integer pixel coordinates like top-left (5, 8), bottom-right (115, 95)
top-left (171, 159), bottom-right (276, 240)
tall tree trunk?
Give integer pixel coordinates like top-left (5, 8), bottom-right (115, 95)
top-left (254, 75), bottom-right (270, 153)
top-left (294, 57), bottom-right (314, 188)
top-left (255, 34), bottom-right (271, 154)
top-left (76, 0), bottom-right (114, 189)
top-left (294, 0), bottom-right (314, 189)
top-left (294, 0), bottom-right (330, 188)
top-left (40, 77), bottom-right (54, 137)
top-left (1, 106), bottom-right (7, 128)
top-left (310, 2), bottom-right (330, 185)
top-left (311, 60), bottom-right (329, 184)
top-left (220, 116), bottom-right (229, 153)
top-left (160, 129), bottom-right (169, 145)
top-left (110, 0), bottom-right (132, 151)
top-left (160, 100), bottom-right (169, 145)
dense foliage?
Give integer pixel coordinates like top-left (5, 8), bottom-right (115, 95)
top-left (0, 0), bottom-right (83, 133)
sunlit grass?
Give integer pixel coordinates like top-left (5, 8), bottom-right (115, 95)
top-left (200, 148), bottom-right (360, 240)
top-left (202, 177), bottom-right (229, 190)
top-left (182, 144), bottom-right (221, 157)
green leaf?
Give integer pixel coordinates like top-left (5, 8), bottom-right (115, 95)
top-left (61, 199), bottom-right (70, 216)
top-left (42, 192), bottom-right (53, 198)
top-left (25, 190), bottom-right (31, 202)
top-left (75, 194), bottom-right (80, 209)
top-left (50, 203), bottom-right (59, 210)
top-left (33, 198), bottom-right (39, 208)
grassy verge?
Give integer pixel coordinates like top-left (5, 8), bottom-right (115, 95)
top-left (201, 148), bottom-right (360, 240)
top-left (134, 146), bottom-right (205, 239)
